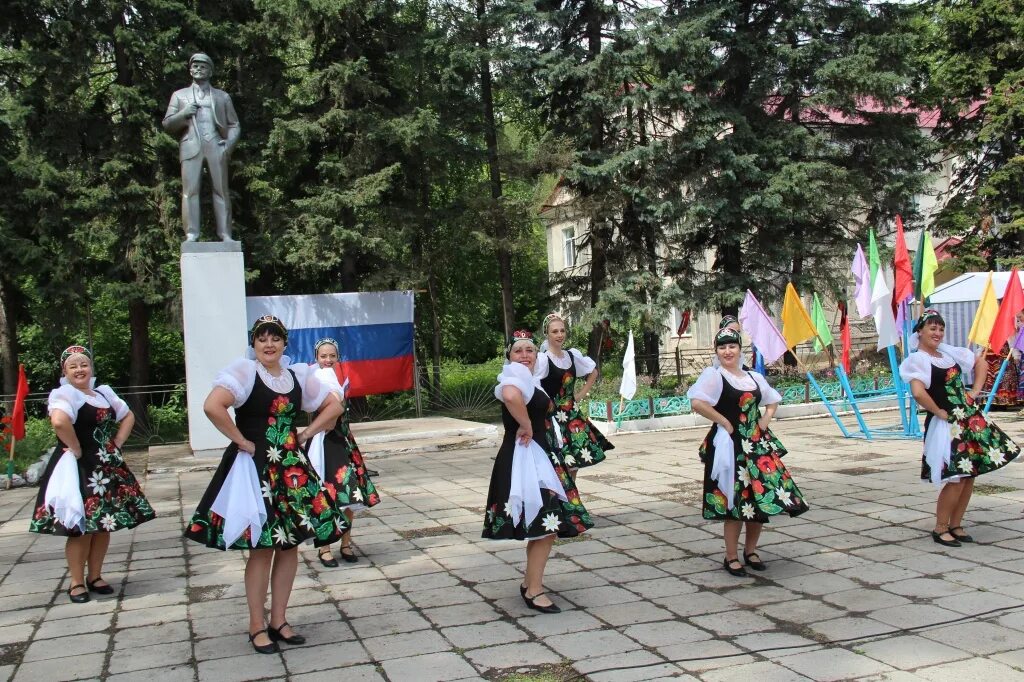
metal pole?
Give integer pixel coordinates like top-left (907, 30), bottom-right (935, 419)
top-left (412, 340), bottom-right (423, 419)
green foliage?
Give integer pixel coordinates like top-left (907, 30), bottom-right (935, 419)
top-left (9, 417), bottom-right (57, 475)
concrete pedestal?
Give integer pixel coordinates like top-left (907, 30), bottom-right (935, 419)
top-left (180, 241), bottom-right (247, 457)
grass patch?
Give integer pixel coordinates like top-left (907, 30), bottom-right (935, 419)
top-left (396, 525), bottom-right (455, 540)
top-left (553, 535), bottom-right (591, 546)
top-left (974, 484), bottom-right (1018, 495)
top-left (489, 662), bottom-right (583, 682)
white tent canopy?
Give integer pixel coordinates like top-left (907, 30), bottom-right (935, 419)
top-left (928, 271), bottom-right (1024, 347)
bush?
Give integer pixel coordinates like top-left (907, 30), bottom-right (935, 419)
top-left (3, 416), bottom-right (57, 475)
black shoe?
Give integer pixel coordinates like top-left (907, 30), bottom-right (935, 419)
top-left (340, 546), bottom-right (359, 564)
top-left (366, 468), bottom-right (379, 478)
top-left (68, 584), bottom-right (90, 604)
top-left (522, 590), bottom-right (560, 614)
top-left (723, 558), bottom-right (748, 577)
top-left (318, 550), bottom-right (339, 568)
top-left (267, 622), bottom-right (306, 645)
top-left (931, 530), bottom-right (962, 547)
top-left (949, 526), bottom-right (974, 543)
top-left (249, 630), bottom-right (279, 654)
top-left (743, 552), bottom-right (767, 571)
top-left (87, 577), bottom-right (115, 595)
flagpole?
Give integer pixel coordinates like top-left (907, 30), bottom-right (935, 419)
top-left (6, 437), bottom-right (14, 490)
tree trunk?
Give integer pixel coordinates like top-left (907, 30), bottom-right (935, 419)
top-left (584, 0), bottom-right (609, 361)
top-left (477, 0), bottom-right (515, 338)
top-left (0, 278), bottom-right (18, 398)
top-left (127, 298), bottom-right (151, 430)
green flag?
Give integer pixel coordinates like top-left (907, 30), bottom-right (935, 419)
top-left (868, 228), bottom-right (881, 287)
top-left (912, 230), bottom-right (939, 305)
top-left (811, 293), bottom-right (833, 351)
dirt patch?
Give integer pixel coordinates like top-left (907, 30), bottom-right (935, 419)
top-left (485, 661), bottom-right (584, 682)
top-left (396, 525), bottom-right (455, 540)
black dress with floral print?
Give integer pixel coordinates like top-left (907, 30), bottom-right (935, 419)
top-left (698, 375), bottom-right (808, 521)
top-left (539, 351), bottom-right (613, 468)
top-left (30, 400), bottom-right (155, 535)
top-left (483, 388), bottom-right (593, 540)
top-left (317, 414), bottom-right (381, 511)
top-left (186, 371), bottom-right (347, 550)
top-left (921, 362), bottom-right (1020, 481)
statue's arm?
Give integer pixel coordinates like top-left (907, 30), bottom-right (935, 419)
top-left (162, 92), bottom-right (188, 134)
top-left (223, 94), bottom-right (241, 149)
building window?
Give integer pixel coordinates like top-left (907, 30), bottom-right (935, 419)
top-left (670, 307), bottom-right (693, 337)
top-left (562, 228), bottom-right (576, 268)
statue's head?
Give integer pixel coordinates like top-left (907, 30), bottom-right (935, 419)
top-left (189, 52), bottom-right (214, 80)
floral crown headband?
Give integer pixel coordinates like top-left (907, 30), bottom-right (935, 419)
top-left (505, 329), bottom-right (537, 358)
top-left (249, 315), bottom-right (288, 346)
top-left (314, 337), bottom-right (339, 354)
top-left (913, 309), bottom-right (945, 333)
top-left (542, 312), bottom-right (566, 333)
top-left (718, 315), bottom-right (739, 330)
top-left (60, 345), bottom-right (92, 367)
top-left (714, 328), bottom-right (742, 348)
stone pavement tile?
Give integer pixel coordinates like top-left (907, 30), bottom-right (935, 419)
top-left (622, 544), bottom-right (685, 563)
top-left (721, 585), bottom-right (801, 607)
top-left (0, 576), bottom-right (63, 597)
top-left (553, 539), bottom-right (612, 557)
top-left (325, 579), bottom-right (396, 601)
top-left (657, 639), bottom-right (754, 672)
top-left (393, 571), bottom-right (461, 593)
top-left (282, 641), bottom-right (371, 675)
top-left (22, 632), bottom-right (109, 662)
top-left (339, 593), bottom-right (413, 619)
top-left (544, 628), bottom-right (642, 660)
top-left (586, 600), bottom-right (675, 626)
top-left (859, 635), bottom-right (971, 669)
top-left (517, 610), bottom-right (604, 637)
top-left (838, 563), bottom-right (923, 585)
top-left (690, 609), bottom-right (776, 637)
top-left (0, 607), bottom-right (44, 629)
top-left (404, 585), bottom-right (481, 609)
top-left (192, 613), bottom-right (256, 639)
top-left (0, 665), bottom-right (12, 682)
top-left (421, 602), bottom-right (504, 628)
top-left (35, 612), bottom-right (113, 640)
top-left (822, 588), bottom-right (913, 612)
top-left (851, 543), bottom-right (924, 563)
top-left (701, 660), bottom-right (812, 682)
top-left (449, 563), bottom-right (522, 584)
top-left (602, 533), bottom-right (663, 550)
top-left (758, 598), bottom-right (845, 624)
top-left (773, 648), bottom-right (896, 681)
top-left (869, 604), bottom-right (962, 629)
top-left (115, 603), bottom-right (187, 629)
top-left (112, 619), bottom-right (191, 650)
top-left (542, 570), bottom-right (609, 592)
top-left (853, 673), bottom-right (931, 681)
top-left (106, 640), bottom-right (192, 674)
top-left (808, 616), bottom-right (893, 641)
top-left (569, 551), bottom-right (639, 570)
top-left (891, 553), bottom-right (977, 574)
top-left (198, 652), bottom-right (286, 682)
top-left (560, 585), bottom-right (640, 608)
top-left (880, 578), bottom-right (974, 599)
top-left (797, 551), bottom-right (874, 572)
top-left (119, 589), bottom-right (188, 611)
top-left (0, 592), bottom-right (56, 612)
top-left (13, 652), bottom-right (105, 682)
top-left (361, 629), bottom-right (452, 661)
top-left (914, 657), bottom-right (1024, 681)
top-left (295, 620), bottom-right (355, 648)
top-left (774, 571), bottom-right (860, 596)
top-left (587, 662), bottom-right (690, 682)
top-left (470, 578), bottom-right (528, 601)
top-left (290, 664), bottom-right (385, 682)
top-left (108, 664), bottom-right (196, 682)
top-left (432, 553), bottom-right (502, 571)
top-left (920, 621), bottom-right (1020, 655)
top-left (685, 569), bottom-right (756, 589)
top-left (194, 632), bottom-right (256, 661)
top-left (350, 611), bottom-right (432, 639)
top-left (621, 620), bottom-right (712, 647)
top-left (314, 565), bottom-right (386, 586)
top-left (465, 642), bottom-right (561, 671)
top-left (593, 564), bottom-right (669, 584)
top-left (732, 631), bottom-right (819, 654)
top-left (621, 576), bottom-right (697, 599)
top-left (442, 621), bottom-right (527, 649)
top-left (286, 600), bottom-right (342, 626)
top-left (992, 648), bottom-right (1024, 670)
top-left (931, 589), bottom-right (1024, 615)
top-left (945, 565), bottom-right (1024, 590)
top-left (0, 624), bottom-right (33, 646)
top-left (655, 591), bottom-right (736, 617)
top-left (383, 652), bottom-right (480, 682)
top-left (573, 650), bottom-right (669, 677)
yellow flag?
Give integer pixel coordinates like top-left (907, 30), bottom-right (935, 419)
top-left (967, 272), bottom-right (998, 348)
top-left (781, 283), bottom-right (817, 349)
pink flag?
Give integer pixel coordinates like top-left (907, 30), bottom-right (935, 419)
top-left (852, 244), bottom-right (872, 318)
top-left (739, 289), bottom-right (789, 364)
top-left (1013, 327), bottom-right (1024, 353)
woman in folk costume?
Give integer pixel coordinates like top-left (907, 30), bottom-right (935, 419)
top-left (535, 313), bottom-right (612, 469)
top-left (483, 329), bottom-right (593, 614)
top-left (305, 338), bottom-right (381, 567)
top-left (30, 346), bottom-right (156, 602)
top-left (185, 316), bottom-right (347, 654)
top-left (687, 328), bottom-right (808, 577)
top-left (712, 315), bottom-right (753, 370)
top-left (899, 309), bottom-right (1020, 547)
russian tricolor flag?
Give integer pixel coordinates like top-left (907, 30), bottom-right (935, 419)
top-left (246, 291), bottom-right (415, 398)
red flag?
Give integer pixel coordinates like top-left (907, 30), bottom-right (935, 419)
top-left (676, 309), bottom-right (691, 336)
top-left (11, 365), bottom-right (28, 441)
top-left (892, 215), bottom-right (913, 306)
top-left (989, 268), bottom-right (1024, 351)
top-left (839, 301), bottom-right (851, 374)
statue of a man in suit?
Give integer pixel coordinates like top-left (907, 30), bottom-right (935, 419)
top-left (162, 53), bottom-right (241, 242)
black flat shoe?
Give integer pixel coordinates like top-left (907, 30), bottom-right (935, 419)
top-left (68, 584), bottom-right (90, 603)
top-left (723, 558), bottom-right (748, 577)
top-left (87, 577), bottom-right (115, 595)
top-left (318, 550), bottom-right (339, 568)
top-left (932, 530), bottom-right (962, 547)
top-left (743, 552), bottom-right (767, 571)
top-left (949, 526), bottom-right (974, 543)
top-left (339, 546), bottom-right (359, 564)
top-left (522, 591), bottom-right (560, 614)
top-left (249, 629), bottom-right (279, 654)
top-left (267, 622), bottom-right (306, 645)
